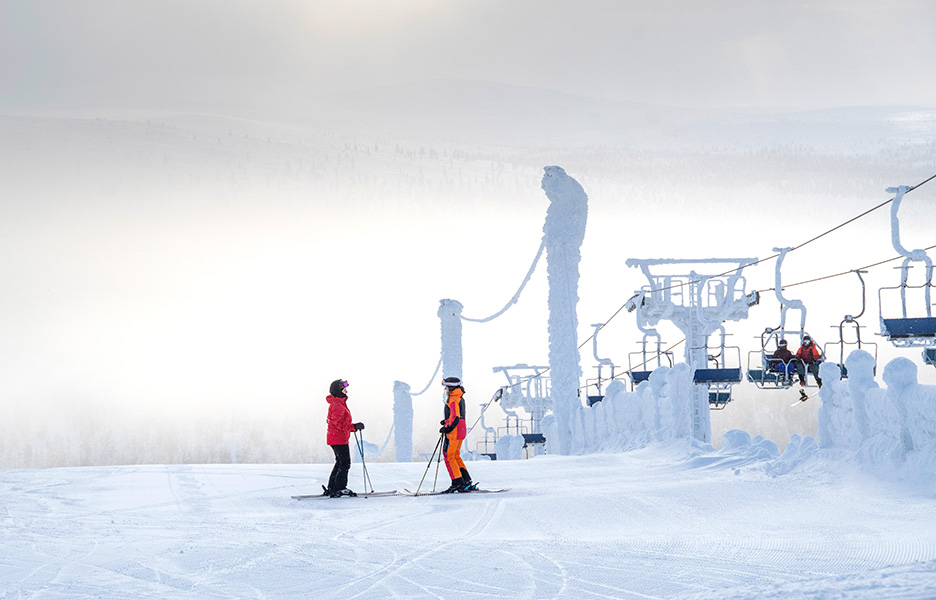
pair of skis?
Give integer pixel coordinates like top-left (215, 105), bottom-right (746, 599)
top-left (790, 388), bottom-right (819, 406)
top-left (291, 487), bottom-right (507, 500)
top-left (401, 487), bottom-right (506, 497)
top-left (291, 490), bottom-right (401, 500)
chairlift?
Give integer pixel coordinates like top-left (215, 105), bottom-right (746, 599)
top-left (747, 328), bottom-right (824, 389)
top-left (745, 247), bottom-right (822, 388)
top-left (747, 327), bottom-right (795, 389)
top-left (693, 326), bottom-right (742, 409)
top-left (924, 347), bottom-right (936, 367)
top-left (823, 270), bottom-right (877, 378)
top-left (879, 185), bottom-right (936, 348)
top-left (585, 323), bottom-right (618, 406)
top-left (624, 291), bottom-right (675, 391)
top-left (626, 333), bottom-right (675, 392)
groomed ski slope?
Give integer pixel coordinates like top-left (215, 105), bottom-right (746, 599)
top-left (3, 446), bottom-right (935, 599)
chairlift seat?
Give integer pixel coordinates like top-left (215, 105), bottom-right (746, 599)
top-left (882, 317), bottom-right (936, 338)
top-left (709, 391), bottom-right (731, 408)
top-left (746, 369), bottom-right (786, 384)
top-left (629, 371), bottom-right (653, 384)
top-left (693, 368), bottom-right (742, 384)
top-left (924, 347), bottom-right (936, 366)
top-left (521, 433), bottom-right (546, 447)
top-left (586, 395), bottom-right (604, 407)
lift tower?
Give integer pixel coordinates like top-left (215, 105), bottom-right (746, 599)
top-left (626, 258), bottom-right (759, 442)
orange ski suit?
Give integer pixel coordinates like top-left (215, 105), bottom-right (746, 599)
top-left (442, 387), bottom-right (467, 480)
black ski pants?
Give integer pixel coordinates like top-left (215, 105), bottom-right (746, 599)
top-left (328, 444), bottom-right (352, 492)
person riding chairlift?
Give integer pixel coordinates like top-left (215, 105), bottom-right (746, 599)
top-left (769, 339), bottom-right (796, 382)
top-left (795, 335), bottom-right (823, 387)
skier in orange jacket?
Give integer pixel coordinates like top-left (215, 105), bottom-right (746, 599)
top-left (440, 376), bottom-right (474, 493)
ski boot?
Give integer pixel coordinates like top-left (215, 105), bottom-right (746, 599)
top-left (442, 477), bottom-right (464, 494)
top-left (459, 468), bottom-right (475, 492)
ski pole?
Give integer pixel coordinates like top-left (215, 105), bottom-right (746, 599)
top-left (415, 433), bottom-right (444, 495)
top-left (354, 430), bottom-right (374, 494)
top-left (465, 388), bottom-right (503, 436)
top-left (433, 434), bottom-right (445, 492)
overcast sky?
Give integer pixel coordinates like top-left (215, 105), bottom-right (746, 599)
top-left (2, 0), bottom-right (936, 113)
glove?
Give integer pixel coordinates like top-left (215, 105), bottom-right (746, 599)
top-left (353, 422), bottom-right (365, 431)
top-left (439, 423), bottom-right (455, 434)
top-left (440, 420), bottom-right (446, 426)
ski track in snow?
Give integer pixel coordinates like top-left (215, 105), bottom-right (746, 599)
top-left (2, 454), bottom-right (936, 599)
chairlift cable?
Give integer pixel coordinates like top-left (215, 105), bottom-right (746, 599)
top-left (577, 170), bottom-right (936, 352)
top-left (758, 243), bottom-right (936, 294)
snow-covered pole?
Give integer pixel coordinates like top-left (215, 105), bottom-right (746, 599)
top-left (887, 185), bottom-right (933, 317)
top-left (541, 166), bottom-right (588, 456)
top-left (438, 299), bottom-right (464, 382)
top-left (392, 381), bottom-right (414, 462)
top-left (773, 247), bottom-right (807, 334)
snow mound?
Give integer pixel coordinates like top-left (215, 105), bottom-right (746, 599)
top-left (569, 350), bottom-right (935, 485)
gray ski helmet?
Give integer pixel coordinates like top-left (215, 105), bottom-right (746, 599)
top-left (442, 376), bottom-right (462, 387)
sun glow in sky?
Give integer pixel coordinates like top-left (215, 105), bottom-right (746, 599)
top-left (3, 0), bottom-right (936, 111)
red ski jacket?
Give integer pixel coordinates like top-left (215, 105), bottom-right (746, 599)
top-left (326, 395), bottom-right (355, 445)
top-left (796, 343), bottom-right (822, 364)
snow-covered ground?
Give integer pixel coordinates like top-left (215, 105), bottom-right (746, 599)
top-left (3, 445), bottom-right (935, 599)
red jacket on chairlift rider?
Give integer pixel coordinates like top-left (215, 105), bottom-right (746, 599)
top-left (795, 336), bottom-right (823, 387)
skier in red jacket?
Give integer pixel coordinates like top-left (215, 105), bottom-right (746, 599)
top-left (795, 335), bottom-right (823, 387)
top-left (324, 379), bottom-right (364, 497)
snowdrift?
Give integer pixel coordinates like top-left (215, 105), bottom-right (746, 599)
top-left (567, 350), bottom-right (936, 484)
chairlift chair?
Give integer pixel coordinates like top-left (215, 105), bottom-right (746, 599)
top-left (823, 270), bottom-right (877, 378)
top-left (747, 246), bottom-right (823, 389)
top-left (924, 347), bottom-right (936, 367)
top-left (879, 184), bottom-right (936, 348)
top-left (747, 327), bottom-right (823, 389)
top-left (586, 323), bottom-right (617, 405)
top-left (626, 333), bottom-right (674, 391)
top-left (692, 329), bottom-right (742, 409)
top-left (879, 279), bottom-right (936, 346)
top-left (747, 327), bottom-right (796, 389)
top-left (877, 266), bottom-right (936, 346)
